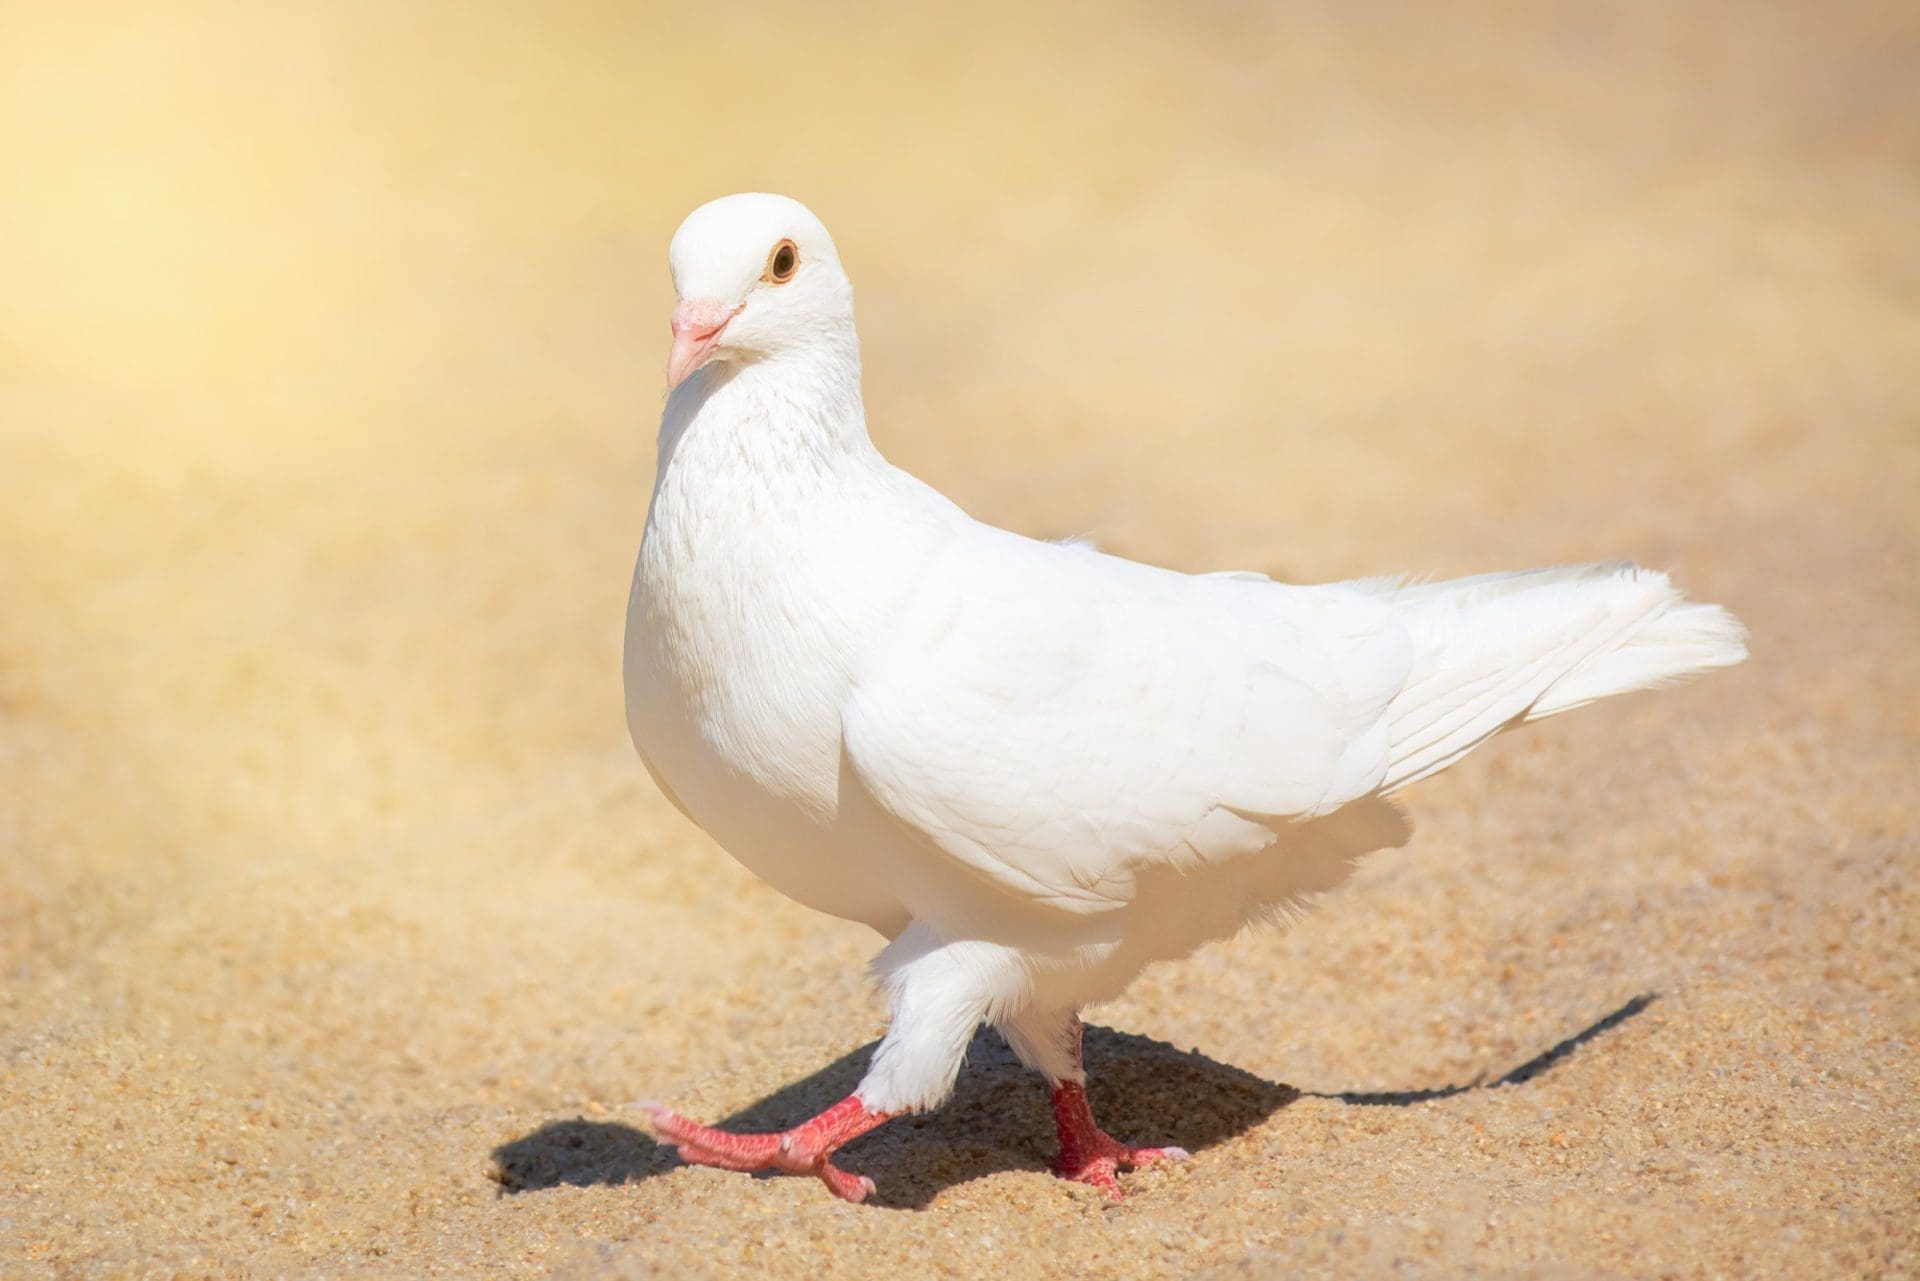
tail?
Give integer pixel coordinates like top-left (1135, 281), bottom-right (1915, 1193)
top-left (1343, 564), bottom-right (1747, 793)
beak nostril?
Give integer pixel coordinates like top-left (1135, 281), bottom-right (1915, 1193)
top-left (666, 299), bottom-right (743, 390)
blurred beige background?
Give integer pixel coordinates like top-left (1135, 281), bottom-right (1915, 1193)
top-left (2, 2), bottom-right (1915, 1276)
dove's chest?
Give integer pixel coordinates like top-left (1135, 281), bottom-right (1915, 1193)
top-left (622, 410), bottom-right (949, 904)
top-left (628, 474), bottom-right (861, 821)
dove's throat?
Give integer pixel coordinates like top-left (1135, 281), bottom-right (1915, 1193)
top-left (656, 341), bottom-right (875, 484)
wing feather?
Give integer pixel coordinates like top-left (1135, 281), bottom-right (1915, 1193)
top-left (841, 531), bottom-right (1411, 913)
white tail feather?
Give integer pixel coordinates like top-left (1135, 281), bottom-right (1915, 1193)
top-left (1529, 599), bottom-right (1748, 716)
top-left (1346, 564), bottom-right (1747, 793)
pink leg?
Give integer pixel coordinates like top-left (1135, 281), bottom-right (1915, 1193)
top-left (1049, 1082), bottom-right (1190, 1200)
top-left (1047, 1020), bottom-right (1189, 1200)
top-left (639, 1094), bottom-right (891, 1203)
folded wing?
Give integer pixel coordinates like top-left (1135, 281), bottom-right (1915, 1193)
top-left (841, 531), bottom-right (1412, 913)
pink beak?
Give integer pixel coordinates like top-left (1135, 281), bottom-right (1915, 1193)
top-left (667, 298), bottom-right (741, 389)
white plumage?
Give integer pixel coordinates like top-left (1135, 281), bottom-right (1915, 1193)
top-left (623, 193), bottom-right (1747, 1200)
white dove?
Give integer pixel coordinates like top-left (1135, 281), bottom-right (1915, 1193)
top-left (624, 193), bottom-right (1747, 1203)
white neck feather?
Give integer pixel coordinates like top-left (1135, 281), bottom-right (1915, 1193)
top-left (656, 335), bottom-right (877, 489)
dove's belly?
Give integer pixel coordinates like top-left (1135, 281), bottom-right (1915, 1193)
top-left (624, 602), bottom-right (903, 933)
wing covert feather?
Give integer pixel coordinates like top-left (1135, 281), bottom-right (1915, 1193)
top-left (841, 534), bottom-right (1413, 913)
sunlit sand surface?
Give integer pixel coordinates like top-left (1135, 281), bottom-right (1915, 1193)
top-left (3, 2), bottom-right (1915, 1274)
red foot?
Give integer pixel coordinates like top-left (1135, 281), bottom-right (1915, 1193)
top-left (1049, 1080), bottom-right (1189, 1201)
top-left (638, 1094), bottom-right (890, 1203)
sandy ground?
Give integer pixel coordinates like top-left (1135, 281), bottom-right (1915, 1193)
top-left (3, 2), bottom-right (1917, 1276)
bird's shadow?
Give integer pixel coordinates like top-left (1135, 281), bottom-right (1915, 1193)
top-left (490, 994), bottom-right (1654, 1210)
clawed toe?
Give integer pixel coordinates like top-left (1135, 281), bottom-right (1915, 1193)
top-left (1052, 1143), bottom-right (1187, 1200)
top-left (635, 1095), bottom-right (888, 1203)
top-left (641, 1104), bottom-right (780, 1170)
top-left (813, 1163), bottom-right (877, 1204)
top-left (1132, 1144), bottom-right (1190, 1166)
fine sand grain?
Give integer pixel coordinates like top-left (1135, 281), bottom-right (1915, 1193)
top-left (3, 2), bottom-right (1916, 1276)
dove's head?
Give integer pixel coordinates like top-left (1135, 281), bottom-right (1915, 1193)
top-left (665, 193), bottom-right (854, 391)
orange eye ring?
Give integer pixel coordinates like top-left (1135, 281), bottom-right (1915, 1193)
top-left (763, 239), bottom-right (799, 285)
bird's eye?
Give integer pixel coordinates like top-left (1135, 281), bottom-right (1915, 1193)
top-left (764, 239), bottom-right (799, 285)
